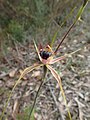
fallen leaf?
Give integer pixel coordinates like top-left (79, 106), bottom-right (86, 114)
top-left (34, 113), bottom-right (42, 120)
top-left (74, 97), bottom-right (84, 120)
top-left (31, 71), bottom-right (41, 78)
top-left (12, 99), bottom-right (19, 120)
top-left (9, 68), bottom-right (18, 78)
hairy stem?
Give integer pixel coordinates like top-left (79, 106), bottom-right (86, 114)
top-left (28, 65), bottom-right (47, 120)
top-left (28, 80), bottom-right (44, 120)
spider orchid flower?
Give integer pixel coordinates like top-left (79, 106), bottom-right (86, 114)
top-left (35, 41), bottom-right (66, 65)
top-left (1, 41), bottom-right (80, 120)
top-left (1, 1), bottom-right (88, 119)
top-left (2, 40), bottom-right (80, 120)
top-left (1, 41), bottom-right (74, 120)
top-left (33, 40), bottom-right (72, 120)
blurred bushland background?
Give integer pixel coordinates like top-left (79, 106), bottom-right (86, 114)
top-left (0, 0), bottom-right (83, 48)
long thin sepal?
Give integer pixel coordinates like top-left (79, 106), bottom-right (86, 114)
top-left (1, 63), bottom-right (43, 120)
top-left (46, 65), bottom-right (72, 120)
top-left (33, 39), bottom-right (42, 62)
top-left (50, 48), bottom-right (81, 64)
top-left (49, 56), bottom-right (65, 64)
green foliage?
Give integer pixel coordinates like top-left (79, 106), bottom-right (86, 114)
top-left (0, 16), bottom-right (10, 28)
top-left (0, 0), bottom-right (82, 43)
top-left (30, 0), bottom-right (48, 27)
top-left (7, 20), bottom-right (24, 42)
top-left (22, 0), bottom-right (49, 34)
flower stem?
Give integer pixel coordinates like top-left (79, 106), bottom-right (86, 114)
top-left (28, 80), bottom-right (44, 120)
top-left (28, 65), bottom-right (47, 120)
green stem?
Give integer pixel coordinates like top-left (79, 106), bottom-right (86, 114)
top-left (28, 65), bottom-right (47, 120)
top-left (28, 80), bottom-right (44, 120)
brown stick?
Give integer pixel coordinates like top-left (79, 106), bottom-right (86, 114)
top-left (54, 0), bottom-right (88, 54)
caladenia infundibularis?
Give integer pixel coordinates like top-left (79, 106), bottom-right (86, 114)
top-left (1, 1), bottom-right (89, 120)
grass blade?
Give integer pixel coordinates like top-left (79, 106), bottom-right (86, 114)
top-left (46, 65), bottom-right (72, 120)
top-left (1, 63), bottom-right (43, 120)
top-left (50, 5), bottom-right (76, 47)
top-left (75, 0), bottom-right (89, 24)
top-left (54, 0), bottom-right (89, 54)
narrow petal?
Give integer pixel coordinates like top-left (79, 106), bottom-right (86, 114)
top-left (11, 63), bottom-right (43, 93)
top-left (33, 39), bottom-right (42, 62)
top-left (49, 56), bottom-right (65, 64)
top-left (18, 63), bottom-right (43, 81)
top-left (1, 63), bottom-right (43, 119)
top-left (46, 65), bottom-right (72, 120)
top-left (50, 49), bottom-right (81, 64)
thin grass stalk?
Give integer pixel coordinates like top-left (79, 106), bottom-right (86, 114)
top-left (54, 21), bottom-right (75, 54)
top-left (54, 0), bottom-right (89, 54)
top-left (51, 5), bottom-right (76, 47)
